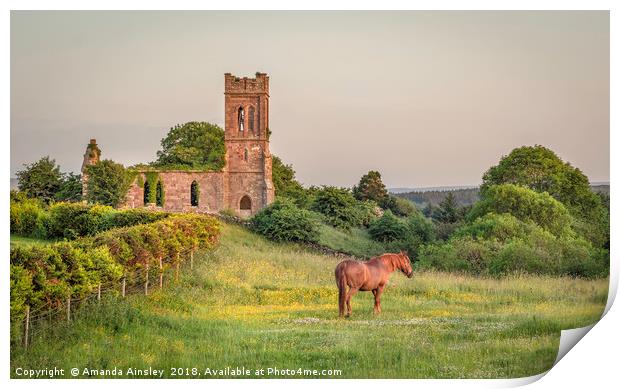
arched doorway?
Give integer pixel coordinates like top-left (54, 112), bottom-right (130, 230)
top-left (240, 195), bottom-right (252, 211)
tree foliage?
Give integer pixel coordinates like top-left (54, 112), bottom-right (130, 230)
top-left (353, 170), bottom-right (388, 204)
top-left (432, 192), bottom-right (460, 223)
top-left (368, 210), bottom-right (408, 242)
top-left (481, 145), bottom-right (604, 223)
top-left (381, 195), bottom-right (417, 217)
top-left (84, 160), bottom-right (133, 207)
top-left (272, 155), bottom-right (308, 206)
top-left (55, 172), bottom-right (83, 202)
top-left (155, 121), bottom-right (225, 170)
top-left (469, 184), bottom-right (572, 237)
top-left (311, 186), bottom-right (371, 230)
top-left (251, 199), bottom-right (320, 243)
top-left (16, 156), bottom-right (63, 203)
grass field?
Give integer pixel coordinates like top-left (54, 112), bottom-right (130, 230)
top-left (10, 222), bottom-right (608, 378)
top-left (10, 234), bottom-right (54, 248)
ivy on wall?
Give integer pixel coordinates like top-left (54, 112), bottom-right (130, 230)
top-left (143, 172), bottom-right (160, 205)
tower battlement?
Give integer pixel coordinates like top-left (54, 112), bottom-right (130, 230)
top-left (224, 72), bottom-right (269, 95)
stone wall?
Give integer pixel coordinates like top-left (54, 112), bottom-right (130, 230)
top-left (123, 171), bottom-right (226, 213)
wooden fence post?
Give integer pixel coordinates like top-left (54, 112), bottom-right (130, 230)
top-left (144, 264), bottom-right (149, 296)
top-left (175, 257), bottom-right (180, 282)
top-left (159, 257), bottom-right (163, 289)
top-left (66, 297), bottom-right (71, 322)
top-left (97, 283), bottom-right (101, 301)
top-left (121, 277), bottom-right (126, 297)
top-left (23, 305), bottom-right (30, 349)
top-left (190, 250), bottom-right (194, 270)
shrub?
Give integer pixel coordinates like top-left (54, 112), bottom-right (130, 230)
top-left (368, 210), bottom-right (408, 242)
top-left (251, 200), bottom-right (320, 243)
top-left (45, 202), bottom-right (170, 240)
top-left (10, 198), bottom-right (45, 236)
top-left (468, 184), bottom-right (572, 237)
top-left (454, 213), bottom-right (536, 243)
top-left (381, 195), bottom-right (417, 217)
top-left (311, 186), bottom-right (366, 230)
top-left (102, 208), bottom-right (169, 230)
top-left (416, 215), bottom-right (609, 278)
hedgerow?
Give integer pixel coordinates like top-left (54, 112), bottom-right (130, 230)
top-left (10, 200), bottom-right (170, 240)
top-left (10, 214), bottom-right (220, 319)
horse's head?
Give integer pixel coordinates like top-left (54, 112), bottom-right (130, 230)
top-left (398, 250), bottom-right (414, 278)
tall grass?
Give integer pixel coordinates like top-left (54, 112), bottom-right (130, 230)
top-left (11, 222), bottom-right (608, 378)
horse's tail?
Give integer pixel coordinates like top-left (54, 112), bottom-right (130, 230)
top-left (335, 264), bottom-right (347, 317)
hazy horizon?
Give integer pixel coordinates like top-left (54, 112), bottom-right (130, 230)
top-left (11, 11), bottom-right (610, 188)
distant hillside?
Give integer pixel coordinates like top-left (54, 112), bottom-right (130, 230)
top-left (395, 184), bottom-right (610, 208)
top-left (395, 187), bottom-right (480, 207)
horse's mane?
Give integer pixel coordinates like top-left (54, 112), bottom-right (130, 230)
top-left (379, 252), bottom-right (407, 271)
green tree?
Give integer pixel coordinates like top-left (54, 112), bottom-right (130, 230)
top-left (482, 145), bottom-right (608, 246)
top-left (311, 186), bottom-right (361, 230)
top-left (469, 184), bottom-right (572, 237)
top-left (353, 170), bottom-right (389, 204)
top-left (55, 172), bottom-right (83, 202)
top-left (16, 156), bottom-right (63, 203)
top-left (482, 145), bottom-right (602, 220)
top-left (432, 193), bottom-right (459, 223)
top-left (84, 160), bottom-right (133, 207)
top-left (272, 155), bottom-right (308, 205)
top-left (382, 195), bottom-right (417, 217)
top-left (155, 122), bottom-right (225, 170)
top-left (368, 210), bottom-right (408, 242)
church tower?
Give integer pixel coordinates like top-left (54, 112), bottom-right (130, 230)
top-left (223, 72), bottom-right (275, 216)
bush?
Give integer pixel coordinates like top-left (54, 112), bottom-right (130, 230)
top-left (454, 213), bottom-right (536, 243)
top-left (45, 202), bottom-right (170, 240)
top-left (468, 184), bottom-right (572, 237)
top-left (381, 195), bottom-right (417, 217)
top-left (311, 186), bottom-right (368, 230)
top-left (417, 237), bottom-right (498, 274)
top-left (251, 200), bottom-right (320, 243)
top-left (368, 210), bottom-right (408, 242)
top-left (416, 214), bottom-right (609, 278)
top-left (10, 198), bottom-right (45, 236)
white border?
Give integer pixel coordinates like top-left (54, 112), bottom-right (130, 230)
top-left (2, 2), bottom-right (617, 388)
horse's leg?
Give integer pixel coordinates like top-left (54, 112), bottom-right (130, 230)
top-left (337, 278), bottom-right (347, 318)
top-left (345, 287), bottom-right (359, 317)
top-left (372, 289), bottom-right (380, 314)
top-left (375, 285), bottom-right (385, 314)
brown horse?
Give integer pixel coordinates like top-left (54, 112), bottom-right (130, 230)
top-left (334, 251), bottom-right (413, 317)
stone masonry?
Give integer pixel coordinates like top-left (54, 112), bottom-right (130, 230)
top-left (81, 73), bottom-right (275, 217)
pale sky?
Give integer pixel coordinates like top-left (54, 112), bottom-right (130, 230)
top-left (11, 11), bottom-right (609, 188)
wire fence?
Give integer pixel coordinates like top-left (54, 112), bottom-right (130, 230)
top-left (12, 247), bottom-right (199, 351)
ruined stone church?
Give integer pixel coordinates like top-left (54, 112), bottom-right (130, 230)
top-left (81, 73), bottom-right (275, 217)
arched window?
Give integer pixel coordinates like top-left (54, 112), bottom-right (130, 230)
top-left (143, 180), bottom-right (151, 205)
top-left (156, 181), bottom-right (164, 207)
top-left (244, 148), bottom-right (249, 162)
top-left (248, 106), bottom-right (255, 132)
top-left (240, 195), bottom-right (252, 210)
top-left (238, 107), bottom-right (245, 132)
top-left (190, 181), bottom-right (199, 207)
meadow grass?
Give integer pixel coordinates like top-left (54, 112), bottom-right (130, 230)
top-left (317, 224), bottom-right (388, 258)
top-left (10, 223), bottom-right (608, 378)
top-left (10, 234), bottom-right (54, 248)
